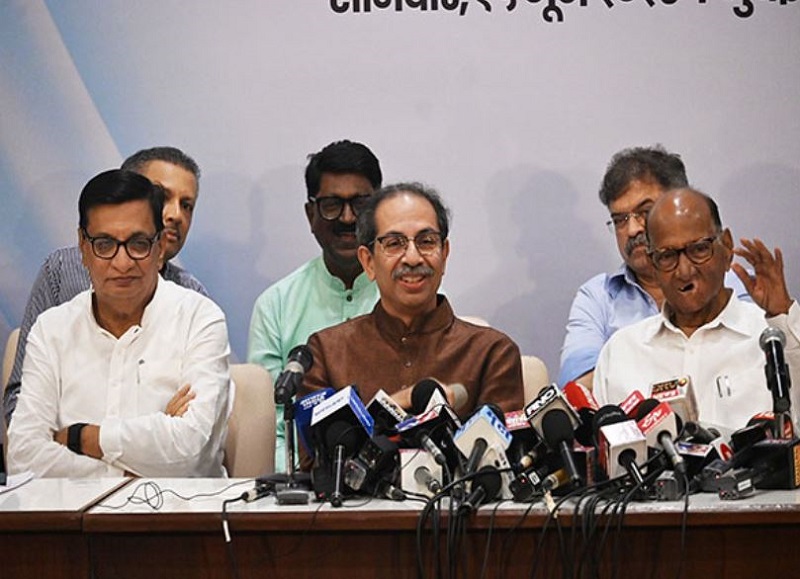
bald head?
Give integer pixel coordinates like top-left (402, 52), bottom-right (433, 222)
top-left (646, 188), bottom-right (722, 250)
top-left (645, 187), bottom-right (734, 334)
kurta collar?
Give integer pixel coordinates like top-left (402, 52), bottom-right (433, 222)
top-left (373, 294), bottom-right (454, 340)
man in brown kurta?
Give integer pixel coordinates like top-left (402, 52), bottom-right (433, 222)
top-left (299, 182), bottom-right (524, 421)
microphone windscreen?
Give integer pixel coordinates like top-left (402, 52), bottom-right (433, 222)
top-left (635, 398), bottom-right (660, 421)
top-left (636, 397), bottom-right (685, 432)
top-left (592, 405), bottom-right (628, 434)
top-left (411, 378), bottom-right (445, 414)
top-left (324, 421), bottom-right (362, 456)
top-left (541, 409), bottom-right (575, 448)
top-left (449, 383), bottom-right (469, 411)
top-left (474, 465), bottom-right (503, 500)
top-left (287, 344), bottom-right (314, 372)
top-left (760, 326), bottom-right (786, 351)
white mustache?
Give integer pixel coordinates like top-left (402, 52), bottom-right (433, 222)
top-left (393, 265), bottom-right (434, 280)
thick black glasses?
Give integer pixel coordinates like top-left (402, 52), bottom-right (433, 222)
top-left (648, 235), bottom-right (720, 272)
top-left (82, 230), bottom-right (160, 260)
top-left (309, 195), bottom-right (371, 221)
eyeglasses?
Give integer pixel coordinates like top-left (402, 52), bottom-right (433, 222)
top-left (308, 195), bottom-right (371, 221)
top-left (82, 230), bottom-right (160, 260)
top-left (648, 235), bottom-right (720, 272)
top-left (370, 231), bottom-right (444, 258)
top-left (606, 209), bottom-right (650, 232)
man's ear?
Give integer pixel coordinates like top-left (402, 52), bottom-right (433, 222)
top-left (441, 238), bottom-right (450, 276)
top-left (722, 228), bottom-right (734, 267)
top-left (358, 245), bottom-right (376, 281)
top-left (156, 236), bottom-right (166, 269)
top-left (78, 228), bottom-right (90, 267)
top-left (304, 200), bottom-right (315, 229)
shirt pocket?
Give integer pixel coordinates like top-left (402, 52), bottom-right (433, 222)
top-left (135, 358), bottom-right (183, 413)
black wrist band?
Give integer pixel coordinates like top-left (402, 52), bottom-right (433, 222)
top-left (67, 423), bottom-right (88, 455)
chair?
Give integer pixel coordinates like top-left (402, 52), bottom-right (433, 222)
top-left (225, 363), bottom-right (275, 478)
top-left (2, 328), bottom-right (19, 391)
top-left (521, 355), bottom-right (549, 404)
top-left (458, 315), bottom-right (490, 327)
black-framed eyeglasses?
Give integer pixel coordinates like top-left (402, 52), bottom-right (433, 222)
top-left (648, 235), bottom-right (720, 272)
top-left (369, 231), bottom-right (444, 258)
top-left (606, 209), bottom-right (650, 232)
top-left (308, 195), bottom-right (372, 221)
top-left (82, 230), bottom-right (160, 260)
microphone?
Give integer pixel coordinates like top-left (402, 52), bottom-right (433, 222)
top-left (681, 422), bottom-right (722, 445)
top-left (453, 404), bottom-right (512, 477)
top-left (374, 478), bottom-right (407, 501)
top-left (636, 398), bottom-right (686, 475)
top-left (294, 387), bottom-right (336, 457)
top-left (400, 449), bottom-right (443, 498)
top-left (366, 389), bottom-right (409, 435)
top-left (525, 383), bottom-right (581, 441)
top-left (343, 434), bottom-right (399, 494)
top-left (562, 381), bottom-right (600, 447)
top-left (620, 389), bottom-right (646, 419)
top-left (760, 327), bottom-right (793, 437)
top-left (309, 386), bottom-right (373, 503)
top-left (592, 405), bottom-right (647, 486)
top-left (649, 376), bottom-right (698, 424)
top-left (410, 377), bottom-right (468, 414)
top-left (325, 421), bottom-right (363, 507)
top-left (274, 345), bottom-right (313, 404)
top-left (748, 411), bottom-right (795, 440)
top-left (241, 482), bottom-right (273, 503)
top-left (396, 403), bottom-right (462, 468)
top-left (503, 409), bottom-right (543, 472)
top-left (541, 409), bottom-right (582, 488)
top-left (458, 465), bottom-right (502, 514)
top-left (414, 465), bottom-right (443, 494)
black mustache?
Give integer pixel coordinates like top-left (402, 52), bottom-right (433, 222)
top-left (333, 223), bottom-right (356, 235)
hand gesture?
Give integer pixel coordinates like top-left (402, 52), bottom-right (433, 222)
top-left (732, 237), bottom-right (793, 317)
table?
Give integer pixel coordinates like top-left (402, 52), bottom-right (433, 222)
top-left (82, 478), bottom-right (800, 579)
top-left (0, 477), bottom-right (128, 579)
top-left (2, 477), bottom-right (800, 578)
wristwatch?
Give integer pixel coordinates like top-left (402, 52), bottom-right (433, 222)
top-left (67, 423), bottom-right (88, 455)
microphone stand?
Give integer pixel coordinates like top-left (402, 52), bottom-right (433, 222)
top-left (259, 374), bottom-right (311, 505)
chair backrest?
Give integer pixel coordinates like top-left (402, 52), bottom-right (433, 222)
top-left (225, 363), bottom-right (275, 478)
top-left (458, 315), bottom-right (490, 327)
top-left (521, 355), bottom-right (549, 405)
top-left (2, 328), bottom-right (20, 391)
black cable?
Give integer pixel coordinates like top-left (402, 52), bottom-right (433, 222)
top-left (95, 479), bottom-right (253, 511)
top-left (675, 471), bottom-right (690, 579)
top-left (479, 500), bottom-right (506, 579)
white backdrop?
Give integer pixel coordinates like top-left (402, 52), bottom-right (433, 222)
top-left (2, 0), bottom-right (799, 378)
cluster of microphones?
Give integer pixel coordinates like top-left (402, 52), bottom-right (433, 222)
top-left (268, 325), bottom-right (799, 511)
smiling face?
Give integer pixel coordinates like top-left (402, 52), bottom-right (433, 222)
top-left (138, 160), bottom-right (197, 261)
top-left (306, 172), bottom-right (376, 283)
top-left (647, 189), bottom-right (733, 332)
top-left (358, 191), bottom-right (449, 327)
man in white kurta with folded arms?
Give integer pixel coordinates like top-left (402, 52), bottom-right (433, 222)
top-left (8, 169), bottom-right (231, 477)
top-left (594, 187), bottom-right (800, 434)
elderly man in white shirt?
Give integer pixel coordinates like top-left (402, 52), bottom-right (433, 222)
top-left (8, 169), bottom-right (230, 477)
top-left (594, 188), bottom-right (800, 433)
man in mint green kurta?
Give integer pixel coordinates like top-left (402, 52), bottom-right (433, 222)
top-left (247, 140), bottom-right (382, 471)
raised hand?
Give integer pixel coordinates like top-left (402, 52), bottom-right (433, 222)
top-left (731, 237), bottom-right (793, 317)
